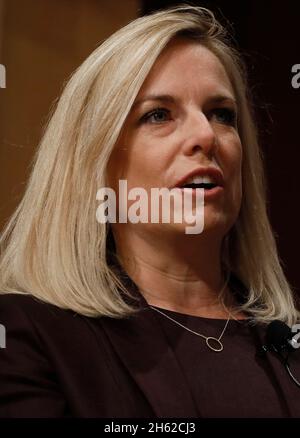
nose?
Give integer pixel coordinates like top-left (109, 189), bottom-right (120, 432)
top-left (181, 109), bottom-right (217, 157)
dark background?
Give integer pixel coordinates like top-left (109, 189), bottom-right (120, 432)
top-left (0, 0), bottom-right (299, 294)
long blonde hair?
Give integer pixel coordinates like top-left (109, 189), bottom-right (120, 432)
top-left (0, 4), bottom-right (298, 324)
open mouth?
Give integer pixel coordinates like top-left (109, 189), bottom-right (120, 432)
top-left (175, 170), bottom-right (224, 191)
top-left (180, 183), bottom-right (218, 190)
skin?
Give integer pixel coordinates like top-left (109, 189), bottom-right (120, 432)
top-left (107, 38), bottom-right (246, 319)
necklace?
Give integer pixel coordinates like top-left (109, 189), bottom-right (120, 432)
top-left (150, 306), bottom-right (230, 352)
top-left (149, 275), bottom-right (231, 353)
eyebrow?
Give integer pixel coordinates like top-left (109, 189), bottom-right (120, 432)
top-left (131, 93), bottom-right (237, 110)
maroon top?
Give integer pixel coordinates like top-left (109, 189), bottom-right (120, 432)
top-left (151, 306), bottom-right (300, 418)
top-left (1, 279), bottom-right (300, 417)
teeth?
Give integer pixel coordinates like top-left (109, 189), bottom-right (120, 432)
top-left (185, 175), bottom-right (216, 185)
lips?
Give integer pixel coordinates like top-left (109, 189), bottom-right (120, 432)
top-left (174, 166), bottom-right (224, 189)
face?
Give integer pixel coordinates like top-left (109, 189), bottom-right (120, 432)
top-left (107, 39), bottom-right (242, 240)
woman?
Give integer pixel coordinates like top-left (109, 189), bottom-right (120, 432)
top-left (0, 4), bottom-right (300, 418)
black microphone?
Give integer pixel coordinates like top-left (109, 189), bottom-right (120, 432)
top-left (264, 320), bottom-right (298, 353)
top-left (260, 320), bottom-right (300, 389)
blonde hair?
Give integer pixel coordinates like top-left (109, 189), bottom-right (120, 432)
top-left (0, 4), bottom-right (299, 324)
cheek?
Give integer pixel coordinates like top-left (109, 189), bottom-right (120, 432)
top-left (221, 133), bottom-right (242, 176)
top-left (123, 136), bottom-right (171, 188)
top-left (107, 139), bottom-right (163, 193)
top-left (233, 140), bottom-right (243, 185)
top-left (228, 141), bottom-right (243, 207)
top-left (220, 135), bottom-right (243, 202)
top-left (106, 148), bottom-right (124, 190)
top-left (107, 129), bottom-right (140, 189)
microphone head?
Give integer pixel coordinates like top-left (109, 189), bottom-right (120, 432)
top-left (266, 320), bottom-right (292, 352)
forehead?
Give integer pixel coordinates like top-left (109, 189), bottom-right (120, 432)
top-left (136, 39), bottom-right (234, 100)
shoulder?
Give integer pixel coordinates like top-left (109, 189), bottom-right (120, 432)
top-left (0, 292), bottom-right (150, 355)
top-left (0, 293), bottom-right (119, 388)
top-left (0, 293), bottom-right (112, 417)
top-left (0, 293), bottom-right (81, 330)
top-left (0, 293), bottom-right (107, 353)
top-left (0, 291), bottom-right (71, 312)
top-left (0, 292), bottom-right (60, 315)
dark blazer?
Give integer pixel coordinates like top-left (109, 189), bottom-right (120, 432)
top-left (0, 290), bottom-right (204, 418)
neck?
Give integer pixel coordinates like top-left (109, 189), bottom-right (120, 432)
top-left (113, 227), bottom-right (239, 319)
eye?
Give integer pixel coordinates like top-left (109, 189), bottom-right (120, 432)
top-left (140, 107), bottom-right (171, 124)
top-left (211, 108), bottom-right (237, 127)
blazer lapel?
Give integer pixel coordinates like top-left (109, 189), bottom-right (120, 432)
top-left (101, 294), bottom-right (199, 417)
